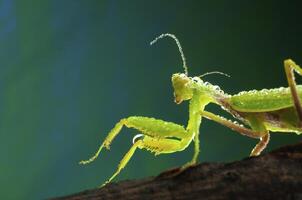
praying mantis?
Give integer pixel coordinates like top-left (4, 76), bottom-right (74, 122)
top-left (80, 33), bottom-right (302, 187)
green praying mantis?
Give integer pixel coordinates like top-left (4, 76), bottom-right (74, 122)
top-left (80, 33), bottom-right (301, 187)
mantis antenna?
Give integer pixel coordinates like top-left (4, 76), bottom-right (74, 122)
top-left (199, 71), bottom-right (230, 78)
top-left (150, 33), bottom-right (188, 75)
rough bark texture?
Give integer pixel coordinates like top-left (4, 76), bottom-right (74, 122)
top-left (53, 142), bottom-right (302, 200)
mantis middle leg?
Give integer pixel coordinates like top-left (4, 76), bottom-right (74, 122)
top-left (201, 111), bottom-right (270, 156)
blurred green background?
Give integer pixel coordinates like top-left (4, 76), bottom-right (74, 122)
top-left (0, 0), bottom-right (302, 199)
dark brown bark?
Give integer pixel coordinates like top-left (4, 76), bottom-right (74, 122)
top-left (52, 142), bottom-right (302, 200)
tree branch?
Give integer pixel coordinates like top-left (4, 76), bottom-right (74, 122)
top-left (52, 142), bottom-right (302, 200)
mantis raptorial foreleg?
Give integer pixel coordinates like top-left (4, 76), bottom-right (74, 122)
top-left (201, 111), bottom-right (270, 156)
top-left (79, 116), bottom-right (188, 165)
top-left (102, 140), bottom-right (142, 186)
top-left (104, 136), bottom-right (188, 186)
top-left (79, 116), bottom-right (194, 185)
top-left (79, 119), bottom-right (125, 165)
top-left (284, 59), bottom-right (302, 122)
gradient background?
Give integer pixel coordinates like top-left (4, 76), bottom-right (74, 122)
top-left (0, 1), bottom-right (302, 199)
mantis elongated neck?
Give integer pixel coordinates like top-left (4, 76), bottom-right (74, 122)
top-left (186, 91), bottom-right (211, 134)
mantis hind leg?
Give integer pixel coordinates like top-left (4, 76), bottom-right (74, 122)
top-left (284, 59), bottom-right (302, 122)
top-left (248, 59), bottom-right (302, 156)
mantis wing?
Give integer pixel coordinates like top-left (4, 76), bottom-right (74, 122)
top-left (229, 86), bottom-right (302, 112)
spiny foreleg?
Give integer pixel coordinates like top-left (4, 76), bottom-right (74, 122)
top-left (79, 119), bottom-right (125, 165)
top-left (79, 116), bottom-right (189, 165)
top-left (101, 135), bottom-right (189, 187)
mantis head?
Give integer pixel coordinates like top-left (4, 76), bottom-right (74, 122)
top-left (171, 73), bottom-right (194, 104)
top-left (150, 33), bottom-right (191, 104)
top-left (150, 33), bottom-right (229, 104)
